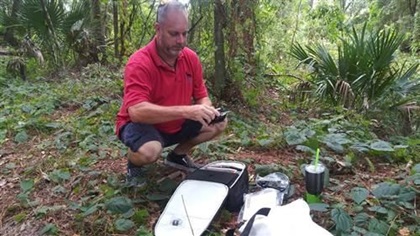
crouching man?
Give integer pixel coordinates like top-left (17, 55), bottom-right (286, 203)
top-left (115, 1), bottom-right (227, 187)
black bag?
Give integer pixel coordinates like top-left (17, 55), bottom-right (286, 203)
top-left (154, 161), bottom-right (249, 236)
top-left (186, 161), bottom-right (249, 212)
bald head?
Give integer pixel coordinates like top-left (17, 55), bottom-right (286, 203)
top-left (157, 1), bottom-right (188, 25)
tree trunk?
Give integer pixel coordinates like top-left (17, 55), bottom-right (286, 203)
top-left (238, 0), bottom-right (257, 77)
top-left (120, 0), bottom-right (128, 59)
top-left (213, 0), bottom-right (227, 99)
top-left (413, 0), bottom-right (420, 49)
top-left (92, 0), bottom-right (106, 63)
top-left (113, 0), bottom-right (119, 60)
top-left (4, 0), bottom-right (20, 47)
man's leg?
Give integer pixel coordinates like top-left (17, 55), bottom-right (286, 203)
top-left (128, 141), bottom-right (162, 166)
top-left (164, 120), bottom-right (227, 171)
top-left (173, 120), bottom-right (227, 154)
top-left (119, 123), bottom-right (165, 187)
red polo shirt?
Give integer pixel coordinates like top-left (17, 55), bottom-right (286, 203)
top-left (115, 39), bottom-right (208, 136)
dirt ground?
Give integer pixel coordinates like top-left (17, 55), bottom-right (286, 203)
top-left (1, 138), bottom-right (408, 235)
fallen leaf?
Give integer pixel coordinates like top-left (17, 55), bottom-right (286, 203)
top-left (398, 227), bottom-right (410, 236)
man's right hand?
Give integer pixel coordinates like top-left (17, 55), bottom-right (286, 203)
top-left (187, 104), bottom-right (220, 126)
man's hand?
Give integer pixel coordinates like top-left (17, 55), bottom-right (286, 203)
top-left (187, 104), bottom-right (220, 126)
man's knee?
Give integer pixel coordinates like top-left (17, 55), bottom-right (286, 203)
top-left (213, 119), bottom-right (228, 134)
top-left (130, 141), bottom-right (163, 164)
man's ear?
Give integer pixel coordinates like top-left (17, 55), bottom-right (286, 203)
top-left (154, 22), bottom-right (160, 32)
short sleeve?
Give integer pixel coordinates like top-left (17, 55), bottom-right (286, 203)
top-left (123, 62), bottom-right (152, 110)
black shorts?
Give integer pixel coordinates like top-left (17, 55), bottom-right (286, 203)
top-left (119, 120), bottom-right (203, 152)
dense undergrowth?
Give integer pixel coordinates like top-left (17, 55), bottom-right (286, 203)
top-left (0, 65), bottom-right (419, 235)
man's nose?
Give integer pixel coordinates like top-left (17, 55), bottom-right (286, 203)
top-left (176, 34), bottom-right (186, 44)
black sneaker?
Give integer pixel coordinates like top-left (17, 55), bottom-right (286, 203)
top-left (164, 152), bottom-right (202, 172)
top-left (126, 161), bottom-right (146, 188)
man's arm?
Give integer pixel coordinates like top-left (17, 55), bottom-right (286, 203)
top-left (195, 97), bottom-right (212, 106)
top-left (128, 101), bottom-right (219, 126)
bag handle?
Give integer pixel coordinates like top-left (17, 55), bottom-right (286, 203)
top-left (240, 207), bottom-right (271, 236)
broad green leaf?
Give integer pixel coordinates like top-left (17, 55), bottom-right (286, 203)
top-left (257, 138), bottom-right (273, 147)
top-left (295, 145), bottom-right (315, 154)
top-left (0, 129), bottom-right (6, 143)
top-left (36, 206), bottom-right (49, 217)
top-left (351, 187), bottom-right (369, 204)
top-left (352, 205), bottom-right (364, 213)
top-left (20, 179), bottom-right (34, 193)
top-left (398, 202), bottom-right (415, 210)
top-left (386, 209), bottom-right (397, 222)
top-left (115, 218), bottom-right (134, 232)
top-left (82, 205), bottom-right (99, 217)
top-left (372, 182), bottom-right (400, 198)
top-left (368, 218), bottom-right (389, 235)
top-left (40, 223), bottom-right (58, 235)
top-left (45, 122), bottom-right (61, 129)
top-left (146, 193), bottom-right (169, 201)
top-left (14, 131), bottom-right (29, 143)
top-left (325, 141), bottom-right (344, 153)
top-left (13, 212), bottom-right (27, 223)
top-left (158, 178), bottom-right (178, 193)
top-left (331, 208), bottom-right (353, 233)
top-left (350, 142), bottom-right (370, 153)
top-left (136, 226), bottom-right (153, 236)
top-left (21, 105), bottom-right (33, 113)
top-left (412, 163), bottom-right (420, 174)
top-left (354, 213), bottom-right (370, 227)
top-left (303, 128), bottom-right (316, 138)
top-left (52, 185), bottom-right (67, 194)
top-left (49, 170), bottom-right (71, 183)
top-left (17, 193), bottom-right (29, 203)
top-left (105, 197), bottom-right (133, 214)
top-left (368, 206), bottom-right (388, 214)
top-left (398, 187), bottom-right (415, 202)
top-left (285, 132), bottom-right (307, 145)
top-left (6, 163), bottom-right (16, 169)
top-left (323, 133), bottom-right (351, 144)
top-left (365, 233), bottom-right (385, 236)
top-left (353, 226), bottom-right (368, 234)
top-left (122, 209), bottom-right (135, 218)
top-left (133, 209), bottom-right (150, 225)
top-left (309, 203), bottom-right (329, 212)
top-left (370, 140), bottom-right (394, 152)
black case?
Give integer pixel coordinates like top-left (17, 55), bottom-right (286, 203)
top-left (154, 161), bottom-right (249, 236)
top-left (187, 161), bottom-right (249, 212)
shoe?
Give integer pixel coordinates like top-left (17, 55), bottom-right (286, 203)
top-left (126, 160), bottom-right (146, 188)
top-left (164, 152), bottom-right (202, 172)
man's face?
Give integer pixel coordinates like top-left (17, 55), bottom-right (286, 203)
top-left (155, 10), bottom-right (188, 59)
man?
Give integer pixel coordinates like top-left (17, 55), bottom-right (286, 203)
top-left (115, 1), bottom-right (227, 187)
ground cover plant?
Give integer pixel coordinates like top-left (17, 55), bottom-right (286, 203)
top-left (0, 65), bottom-right (419, 235)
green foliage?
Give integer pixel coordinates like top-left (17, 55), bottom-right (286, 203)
top-left (114, 218), bottom-right (135, 232)
top-left (308, 2), bottom-right (345, 41)
top-left (105, 197), bottom-right (133, 214)
top-left (283, 113), bottom-right (420, 162)
top-left (40, 223), bottom-right (59, 235)
top-left (351, 187), bottom-right (369, 204)
top-left (329, 179), bottom-right (420, 235)
top-left (291, 24), bottom-right (419, 110)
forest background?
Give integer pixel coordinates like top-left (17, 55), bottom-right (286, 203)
top-left (0, 0), bottom-right (419, 235)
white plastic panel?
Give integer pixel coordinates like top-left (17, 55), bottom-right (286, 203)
top-left (155, 180), bottom-right (229, 236)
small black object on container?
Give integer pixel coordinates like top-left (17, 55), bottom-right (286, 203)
top-left (209, 108), bottom-right (230, 125)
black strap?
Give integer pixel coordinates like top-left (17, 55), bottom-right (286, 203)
top-left (240, 207), bottom-right (271, 236)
